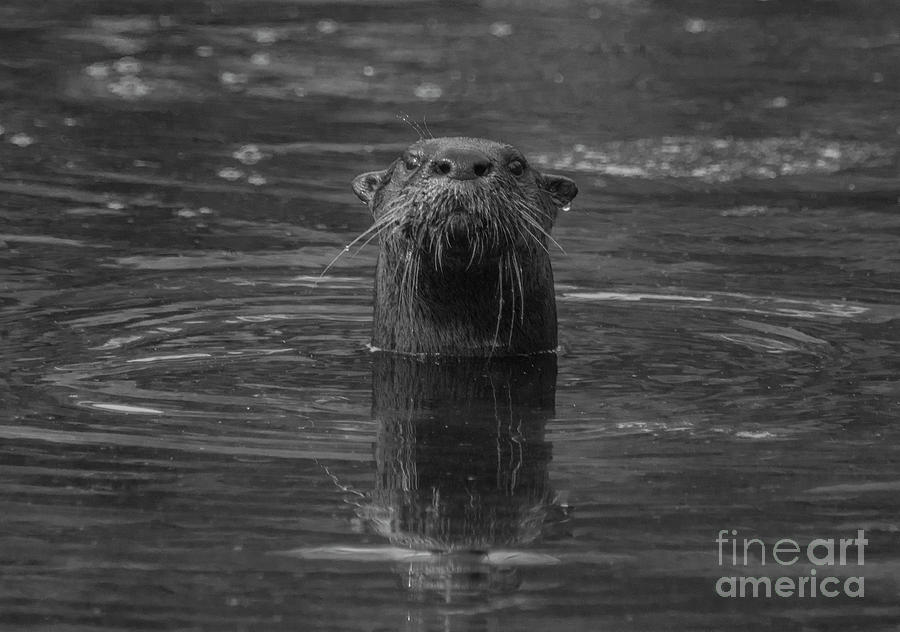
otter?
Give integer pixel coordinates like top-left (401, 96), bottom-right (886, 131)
top-left (352, 137), bottom-right (577, 356)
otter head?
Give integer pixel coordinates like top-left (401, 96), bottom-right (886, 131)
top-left (353, 137), bottom-right (576, 267)
top-left (351, 137), bottom-right (577, 356)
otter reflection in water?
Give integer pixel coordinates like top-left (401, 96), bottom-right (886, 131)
top-left (358, 353), bottom-right (565, 599)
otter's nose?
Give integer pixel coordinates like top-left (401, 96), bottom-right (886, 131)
top-left (431, 148), bottom-right (493, 180)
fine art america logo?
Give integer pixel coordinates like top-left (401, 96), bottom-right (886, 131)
top-left (715, 530), bottom-right (867, 598)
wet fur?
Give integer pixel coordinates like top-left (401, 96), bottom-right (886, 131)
top-left (351, 138), bottom-right (575, 356)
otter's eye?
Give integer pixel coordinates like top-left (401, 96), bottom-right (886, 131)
top-left (403, 153), bottom-right (421, 171)
top-left (508, 159), bottom-right (525, 177)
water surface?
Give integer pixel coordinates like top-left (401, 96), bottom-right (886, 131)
top-left (2, 1), bottom-right (899, 630)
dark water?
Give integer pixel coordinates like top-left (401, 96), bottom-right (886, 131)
top-left (2, 1), bottom-right (900, 630)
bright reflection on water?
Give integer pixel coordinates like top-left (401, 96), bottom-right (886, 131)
top-left (1, 1), bottom-right (899, 630)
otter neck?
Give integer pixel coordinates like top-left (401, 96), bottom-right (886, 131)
top-left (372, 245), bottom-right (557, 356)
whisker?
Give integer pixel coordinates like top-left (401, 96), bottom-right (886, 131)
top-left (465, 222), bottom-right (478, 270)
top-left (492, 256), bottom-right (504, 354)
top-left (510, 248), bottom-right (525, 325)
top-left (317, 211), bottom-right (400, 283)
top-left (351, 214), bottom-right (402, 255)
top-left (515, 201), bottom-right (564, 254)
top-left (505, 253), bottom-right (515, 346)
top-left (399, 245), bottom-right (416, 324)
top-left (410, 248), bottom-right (421, 313)
top-left (513, 216), bottom-right (550, 255)
top-left (396, 112), bottom-right (425, 140)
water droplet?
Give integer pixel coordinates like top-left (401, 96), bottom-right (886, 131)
top-left (253, 27), bottom-right (278, 44)
top-left (489, 22), bottom-right (513, 37)
top-left (219, 71), bottom-right (248, 86)
top-left (316, 19), bottom-right (339, 34)
top-left (250, 52), bottom-right (271, 66)
top-left (362, 65), bottom-right (375, 77)
top-left (414, 82), bottom-right (442, 100)
top-left (820, 145), bottom-right (842, 160)
top-left (9, 133), bottom-right (35, 147)
top-left (108, 75), bottom-right (151, 99)
top-left (84, 62), bottom-right (110, 79)
top-left (684, 18), bottom-right (708, 34)
top-left (561, 203), bottom-right (572, 213)
top-left (195, 45), bottom-right (214, 58)
top-left (217, 167), bottom-right (244, 181)
top-left (247, 174), bottom-right (267, 186)
top-left (114, 56), bottom-right (142, 75)
top-left (233, 144), bottom-right (264, 165)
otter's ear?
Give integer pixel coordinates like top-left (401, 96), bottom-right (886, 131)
top-left (352, 170), bottom-right (388, 204)
top-left (539, 173), bottom-right (578, 207)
